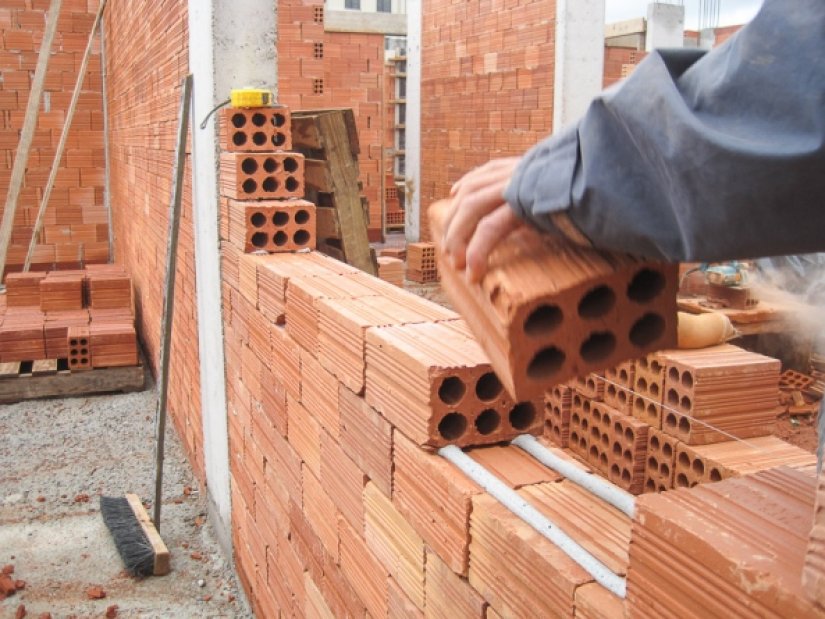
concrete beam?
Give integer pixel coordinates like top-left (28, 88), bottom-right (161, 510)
top-left (325, 9), bottom-right (406, 34)
top-left (187, 0), bottom-right (277, 557)
top-left (554, 0), bottom-right (606, 131)
top-left (645, 2), bottom-right (684, 51)
top-left (605, 17), bottom-right (646, 38)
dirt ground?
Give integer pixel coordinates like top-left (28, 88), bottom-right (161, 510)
top-left (0, 377), bottom-right (252, 619)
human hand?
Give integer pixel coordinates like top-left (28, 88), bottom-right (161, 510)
top-left (441, 157), bottom-right (524, 283)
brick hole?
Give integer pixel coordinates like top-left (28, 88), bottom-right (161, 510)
top-left (262, 177), bottom-right (278, 192)
top-left (580, 331), bottom-right (616, 364)
top-left (527, 346), bottom-right (565, 380)
top-left (583, 399), bottom-right (591, 414)
top-left (250, 211), bottom-right (267, 227)
top-left (251, 232), bottom-right (268, 248)
top-left (678, 452), bottom-right (690, 469)
top-left (647, 402), bottom-right (658, 419)
top-left (660, 462), bottom-right (670, 477)
top-left (627, 268), bottom-right (666, 303)
top-left (272, 113), bottom-right (286, 127)
top-left (570, 429), bottom-right (580, 444)
top-left (263, 158), bottom-right (278, 173)
top-left (668, 367), bottom-right (679, 382)
top-left (295, 209), bottom-right (311, 225)
top-left (438, 376), bottom-right (466, 405)
top-left (675, 473), bottom-right (690, 488)
top-left (600, 452), bottom-right (609, 469)
top-left (681, 371), bottom-right (694, 389)
top-left (232, 132), bottom-right (247, 146)
top-left (80, 338), bottom-right (88, 346)
top-left (692, 458), bottom-right (705, 477)
top-left (650, 382), bottom-right (660, 397)
top-left (650, 435), bottom-right (660, 452)
top-left (590, 445), bottom-right (601, 461)
top-left (571, 411), bottom-right (581, 427)
top-left (709, 468), bottom-right (723, 482)
top-left (612, 441), bottom-right (622, 458)
top-left (252, 132), bottom-right (267, 146)
top-left (618, 390), bottom-right (628, 405)
top-left (634, 397), bottom-right (645, 415)
top-left (647, 455), bottom-right (658, 472)
top-left (231, 113), bottom-right (246, 128)
top-left (591, 426), bottom-right (601, 441)
top-left (273, 211), bottom-right (289, 227)
top-left (662, 442), bottom-right (673, 458)
top-left (679, 395), bottom-right (691, 412)
top-left (70, 358), bottom-right (77, 365)
top-left (438, 413), bottom-right (466, 441)
top-left (577, 285), bottom-right (616, 319)
top-left (638, 358), bottom-right (649, 371)
top-left (621, 468), bottom-right (632, 483)
top-left (81, 358), bottom-right (88, 364)
top-left (241, 157), bottom-right (258, 174)
top-left (523, 303), bottom-right (563, 338)
top-left (313, 6), bottom-right (324, 22)
top-left (242, 179), bottom-right (257, 194)
top-left (623, 448), bottom-right (633, 463)
top-left (551, 404), bottom-right (561, 419)
top-left (272, 133), bottom-right (286, 148)
top-left (552, 426), bottom-right (561, 442)
top-left (70, 348), bottom-right (78, 355)
top-left (593, 409), bottom-right (602, 425)
top-left (601, 433), bottom-right (609, 448)
top-left (587, 376), bottom-right (597, 391)
top-left (475, 409), bottom-right (500, 435)
top-left (650, 360), bottom-right (663, 373)
top-left (629, 313), bottom-right (666, 348)
top-left (285, 177), bottom-right (300, 192)
top-left (80, 348), bottom-right (88, 355)
top-left (606, 384), bottom-right (617, 399)
top-left (273, 231), bottom-right (288, 247)
top-left (624, 427), bottom-right (634, 443)
top-left (645, 478), bottom-right (656, 492)
top-left (313, 42), bottom-right (324, 59)
top-left (293, 230), bottom-right (310, 246)
top-left (251, 113), bottom-right (266, 127)
top-left (475, 372), bottom-right (503, 402)
top-left (658, 484), bottom-right (668, 492)
top-left (667, 388), bottom-right (679, 407)
top-left (579, 434), bottom-right (587, 450)
top-left (678, 416), bottom-right (691, 434)
top-left (509, 402), bottom-right (537, 430)
top-left (613, 420), bottom-right (622, 434)
top-left (619, 368), bottom-right (630, 383)
top-left (609, 462), bottom-right (621, 478)
top-left (283, 157), bottom-right (299, 173)
top-left (70, 338), bottom-right (78, 346)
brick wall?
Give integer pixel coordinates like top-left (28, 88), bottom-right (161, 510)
top-left (603, 46), bottom-right (647, 89)
top-left (278, 0), bottom-right (390, 241)
top-left (103, 0), bottom-right (204, 480)
top-left (419, 0), bottom-right (556, 240)
top-left (0, 0), bottom-right (106, 274)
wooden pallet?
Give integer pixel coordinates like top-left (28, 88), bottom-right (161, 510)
top-left (0, 359), bottom-right (145, 404)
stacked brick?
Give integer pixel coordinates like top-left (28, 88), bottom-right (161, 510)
top-left (0, 1), bottom-right (108, 274)
top-left (220, 106), bottom-right (317, 254)
top-left (405, 242), bottom-right (438, 283)
top-left (376, 256), bottom-right (404, 287)
top-left (603, 47), bottom-right (647, 88)
top-left (0, 266), bottom-right (137, 368)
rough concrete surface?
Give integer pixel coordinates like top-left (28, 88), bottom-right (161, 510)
top-left (0, 377), bottom-right (252, 618)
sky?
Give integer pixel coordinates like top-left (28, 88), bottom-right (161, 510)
top-left (605, 0), bottom-right (763, 30)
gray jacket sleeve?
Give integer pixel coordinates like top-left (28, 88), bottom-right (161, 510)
top-left (503, 0), bottom-right (825, 262)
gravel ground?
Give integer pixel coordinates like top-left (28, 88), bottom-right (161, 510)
top-left (0, 377), bottom-right (252, 619)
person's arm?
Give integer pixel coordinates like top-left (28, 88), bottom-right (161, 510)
top-left (505, 0), bottom-right (825, 263)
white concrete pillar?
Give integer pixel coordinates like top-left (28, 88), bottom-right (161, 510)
top-left (553, 0), bottom-right (606, 131)
top-left (405, 0), bottom-right (421, 241)
top-left (187, 0), bottom-right (277, 554)
top-left (646, 2), bottom-right (685, 51)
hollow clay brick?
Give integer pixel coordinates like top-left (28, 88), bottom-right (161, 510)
top-left (39, 273), bottom-right (83, 312)
top-left (392, 431), bottom-right (482, 575)
top-left (66, 325), bottom-right (91, 370)
top-left (425, 550), bottom-right (486, 619)
top-left (574, 372), bottom-right (605, 401)
top-left (302, 464), bottom-right (339, 563)
top-left (390, 576), bottom-right (425, 619)
top-left (545, 384), bottom-right (572, 447)
top-left (4, 272), bottom-right (46, 307)
top-left (320, 430), bottom-right (367, 532)
top-left (429, 199), bottom-right (678, 401)
top-left (466, 443), bottom-right (562, 488)
top-left (568, 392), bottom-right (592, 461)
top-left (287, 396), bottom-right (321, 478)
top-left (318, 293), bottom-right (458, 394)
top-left (338, 385), bottom-right (393, 497)
top-left (88, 321), bottom-right (138, 368)
top-left (469, 493), bottom-right (592, 618)
top-left (606, 411), bottom-right (650, 495)
top-left (239, 199), bottom-right (317, 253)
top-left (220, 106), bottom-right (292, 153)
top-left (627, 467), bottom-right (821, 618)
top-left (44, 310), bottom-right (89, 358)
top-left (575, 582), bottom-right (626, 619)
top-left (365, 320), bottom-right (543, 448)
top-left (803, 463), bottom-right (825, 605)
top-left (643, 428), bottom-right (679, 493)
top-left (300, 350), bottom-right (339, 437)
top-left (338, 515), bottom-right (389, 619)
top-left (364, 482), bottom-right (426, 610)
top-left (219, 152), bottom-right (305, 200)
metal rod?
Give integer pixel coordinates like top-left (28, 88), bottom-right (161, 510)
top-left (153, 74), bottom-right (193, 531)
top-left (439, 445), bottom-right (627, 597)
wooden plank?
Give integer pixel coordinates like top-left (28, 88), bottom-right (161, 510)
top-left (32, 359), bottom-right (58, 376)
top-left (304, 159), bottom-right (333, 193)
top-left (0, 362), bottom-right (21, 379)
top-left (0, 365), bottom-right (145, 403)
top-left (125, 493), bottom-right (171, 576)
top-left (315, 206), bottom-right (341, 240)
top-left (317, 242), bottom-right (346, 263)
top-left (291, 114), bottom-right (324, 150)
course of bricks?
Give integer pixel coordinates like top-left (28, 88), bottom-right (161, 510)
top-left (0, 0), bottom-right (107, 274)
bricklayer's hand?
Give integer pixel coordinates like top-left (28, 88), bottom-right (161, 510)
top-left (442, 157), bottom-right (524, 283)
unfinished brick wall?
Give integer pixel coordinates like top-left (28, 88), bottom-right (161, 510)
top-left (277, 0), bottom-right (390, 241)
top-left (103, 0), bottom-right (204, 480)
top-left (419, 0), bottom-right (556, 240)
top-left (603, 47), bottom-right (647, 89)
top-left (0, 0), bottom-right (106, 274)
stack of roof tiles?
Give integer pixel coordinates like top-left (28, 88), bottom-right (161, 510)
top-left (220, 105), bottom-right (317, 254)
top-left (0, 266), bottom-right (137, 368)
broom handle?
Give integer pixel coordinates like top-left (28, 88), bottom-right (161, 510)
top-left (153, 74), bottom-right (193, 531)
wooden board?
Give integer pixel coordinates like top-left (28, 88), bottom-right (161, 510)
top-left (315, 206), bottom-right (341, 240)
top-left (0, 364), bottom-right (145, 404)
top-left (677, 295), bottom-right (792, 335)
top-left (32, 359), bottom-right (58, 376)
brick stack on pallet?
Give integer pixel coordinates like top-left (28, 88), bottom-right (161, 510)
top-left (406, 242), bottom-right (438, 283)
top-left (220, 105), bottom-right (317, 255)
top-left (0, 266), bottom-right (137, 370)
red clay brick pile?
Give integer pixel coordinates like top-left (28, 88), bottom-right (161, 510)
top-left (0, 1), bottom-right (107, 274)
top-left (0, 266), bottom-right (137, 369)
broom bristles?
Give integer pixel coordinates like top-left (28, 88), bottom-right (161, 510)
top-left (100, 496), bottom-right (156, 577)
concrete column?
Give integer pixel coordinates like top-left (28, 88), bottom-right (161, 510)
top-left (405, 0), bottom-right (421, 241)
top-left (553, 0), bottom-right (606, 131)
top-left (187, 0), bottom-right (277, 555)
top-left (645, 2), bottom-right (685, 51)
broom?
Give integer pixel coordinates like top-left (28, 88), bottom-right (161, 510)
top-left (100, 74), bottom-right (192, 576)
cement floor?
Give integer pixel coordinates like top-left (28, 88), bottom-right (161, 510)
top-left (0, 377), bottom-right (252, 618)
